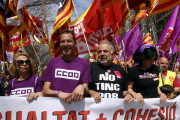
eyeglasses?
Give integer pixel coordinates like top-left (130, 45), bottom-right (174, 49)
top-left (17, 60), bottom-right (30, 65)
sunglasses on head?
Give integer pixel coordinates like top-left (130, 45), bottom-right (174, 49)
top-left (17, 60), bottom-right (30, 64)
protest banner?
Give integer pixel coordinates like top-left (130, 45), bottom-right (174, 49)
top-left (0, 96), bottom-right (180, 120)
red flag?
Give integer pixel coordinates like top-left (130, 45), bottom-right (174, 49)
top-left (84, 0), bottom-right (122, 34)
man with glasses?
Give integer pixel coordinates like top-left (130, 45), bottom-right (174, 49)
top-left (43, 29), bottom-right (91, 104)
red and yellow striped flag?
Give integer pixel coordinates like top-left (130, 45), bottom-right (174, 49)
top-left (114, 0), bottom-right (130, 37)
top-left (101, 0), bottom-right (122, 10)
top-left (51, 0), bottom-right (74, 56)
top-left (142, 32), bottom-right (155, 46)
top-left (131, 10), bottom-right (147, 28)
top-left (0, 0), bottom-right (10, 51)
top-left (131, 0), bottom-right (180, 28)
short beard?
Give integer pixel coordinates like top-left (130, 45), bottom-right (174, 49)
top-left (98, 55), bottom-right (112, 65)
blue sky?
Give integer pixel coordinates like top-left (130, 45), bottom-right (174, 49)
top-left (71, 0), bottom-right (93, 21)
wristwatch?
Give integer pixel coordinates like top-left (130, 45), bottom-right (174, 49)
top-left (82, 84), bottom-right (87, 91)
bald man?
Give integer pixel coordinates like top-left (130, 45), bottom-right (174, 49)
top-left (119, 60), bottom-right (126, 70)
top-left (159, 57), bottom-right (180, 95)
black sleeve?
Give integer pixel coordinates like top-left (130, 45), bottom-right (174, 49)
top-left (127, 67), bottom-right (136, 82)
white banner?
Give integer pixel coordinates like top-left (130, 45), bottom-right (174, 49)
top-left (0, 96), bottom-right (180, 120)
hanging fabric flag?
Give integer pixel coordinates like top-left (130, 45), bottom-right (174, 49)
top-left (83, 0), bottom-right (122, 34)
top-left (123, 23), bottom-right (143, 60)
top-left (101, 0), bottom-right (122, 10)
top-left (30, 16), bottom-right (48, 44)
top-left (9, 32), bottom-right (31, 53)
top-left (0, 0), bottom-right (10, 51)
top-left (68, 1), bottom-right (123, 55)
top-left (131, 0), bottom-right (180, 28)
top-left (142, 32), bottom-right (154, 46)
top-left (158, 6), bottom-right (180, 57)
top-left (51, 0), bottom-right (74, 55)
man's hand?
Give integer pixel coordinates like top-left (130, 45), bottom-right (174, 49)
top-left (58, 92), bottom-right (72, 104)
top-left (90, 90), bottom-right (101, 103)
top-left (72, 85), bottom-right (84, 101)
top-left (124, 94), bottom-right (134, 103)
top-left (27, 92), bottom-right (39, 102)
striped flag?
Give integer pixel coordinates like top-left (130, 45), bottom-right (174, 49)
top-left (101, 0), bottom-right (122, 10)
top-left (131, 0), bottom-right (180, 28)
top-left (131, 10), bottom-right (147, 28)
top-left (0, 0), bottom-right (10, 51)
top-left (7, 0), bottom-right (48, 46)
top-left (142, 32), bottom-right (155, 46)
top-left (114, 0), bottom-right (130, 36)
top-left (51, 0), bottom-right (74, 56)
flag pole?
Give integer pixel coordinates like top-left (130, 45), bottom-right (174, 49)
top-left (31, 43), bottom-right (42, 71)
top-left (41, 0), bottom-right (52, 58)
top-left (146, 2), bottom-right (164, 85)
top-left (125, 0), bottom-right (140, 47)
top-left (72, 1), bottom-right (90, 54)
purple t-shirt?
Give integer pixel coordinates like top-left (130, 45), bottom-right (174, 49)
top-left (8, 75), bottom-right (43, 97)
top-left (43, 56), bottom-right (92, 93)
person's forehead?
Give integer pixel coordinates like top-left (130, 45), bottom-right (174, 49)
top-left (161, 58), bottom-right (168, 63)
top-left (98, 43), bottom-right (111, 50)
top-left (16, 55), bottom-right (28, 60)
top-left (60, 33), bottom-right (73, 40)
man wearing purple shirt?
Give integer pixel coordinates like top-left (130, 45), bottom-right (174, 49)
top-left (43, 29), bottom-right (91, 104)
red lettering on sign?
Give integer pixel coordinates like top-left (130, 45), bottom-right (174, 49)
top-left (137, 109), bottom-right (149, 120)
top-left (79, 110), bottom-right (90, 120)
top-left (42, 111), bottom-right (47, 120)
top-left (53, 111), bottom-right (67, 120)
top-left (158, 107), bottom-right (165, 120)
top-left (68, 111), bottom-right (77, 120)
top-left (96, 113), bottom-right (107, 120)
top-left (113, 109), bottom-right (124, 120)
top-left (125, 108), bottom-right (136, 120)
top-left (170, 105), bottom-right (176, 120)
top-left (148, 108), bottom-right (158, 120)
top-left (6, 111), bottom-right (11, 120)
top-left (17, 111), bottom-right (22, 120)
top-left (166, 106), bottom-right (169, 120)
top-left (27, 111), bottom-right (37, 120)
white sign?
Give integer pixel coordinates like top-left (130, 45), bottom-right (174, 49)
top-left (0, 96), bottom-right (180, 120)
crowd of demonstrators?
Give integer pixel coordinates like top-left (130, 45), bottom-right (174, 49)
top-left (88, 40), bottom-right (133, 103)
top-left (42, 29), bottom-right (91, 104)
top-left (1, 29), bottom-right (180, 105)
top-left (127, 44), bottom-right (167, 103)
top-left (8, 52), bottom-right (43, 102)
top-left (159, 57), bottom-right (180, 96)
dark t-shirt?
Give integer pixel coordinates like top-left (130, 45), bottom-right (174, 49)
top-left (89, 62), bottom-right (127, 98)
top-left (127, 64), bottom-right (159, 98)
